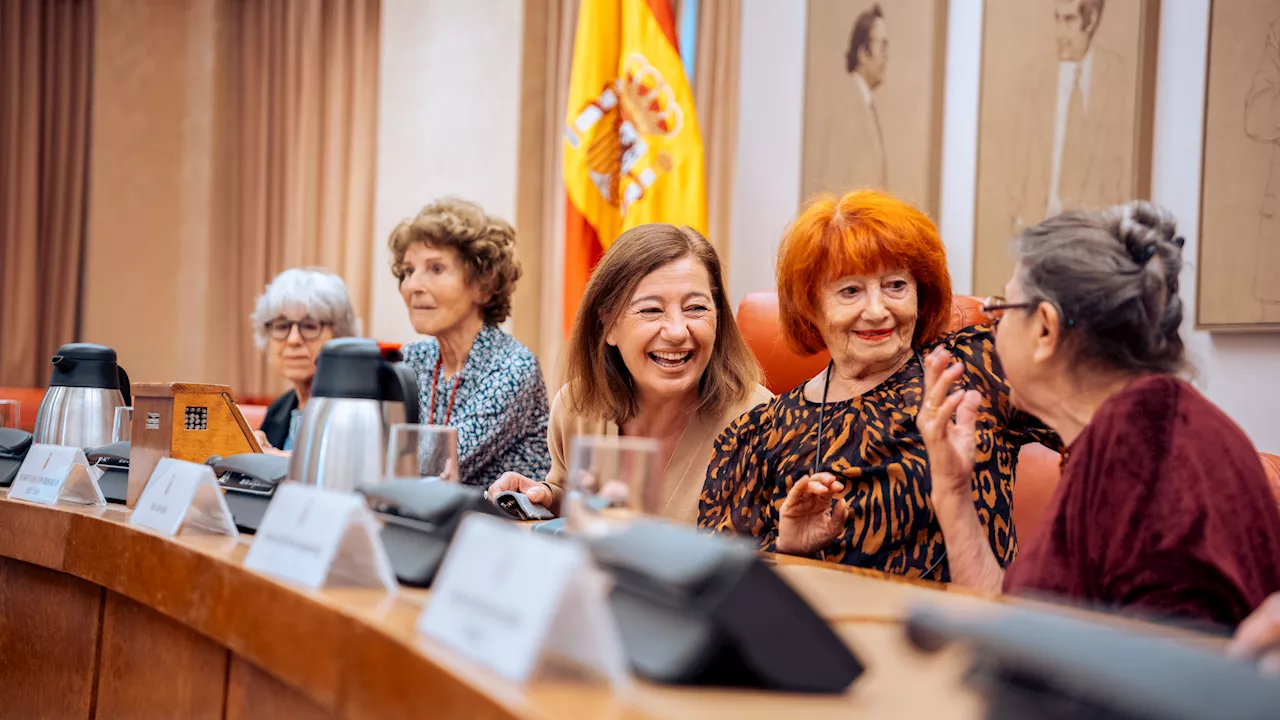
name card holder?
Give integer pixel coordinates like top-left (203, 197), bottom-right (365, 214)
top-left (130, 458), bottom-right (238, 538)
top-left (243, 483), bottom-right (396, 593)
top-left (9, 444), bottom-right (107, 507)
top-left (418, 514), bottom-right (629, 687)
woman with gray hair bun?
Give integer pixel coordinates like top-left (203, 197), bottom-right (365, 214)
top-left (919, 201), bottom-right (1280, 626)
top-left (250, 268), bottom-right (362, 453)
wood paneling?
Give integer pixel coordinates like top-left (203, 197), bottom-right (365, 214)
top-left (0, 557), bottom-right (102, 719)
top-left (95, 591), bottom-right (229, 720)
top-left (0, 491), bottom-right (1205, 720)
top-left (225, 656), bottom-right (332, 720)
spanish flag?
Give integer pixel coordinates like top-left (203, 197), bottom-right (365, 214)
top-left (562, 0), bottom-right (707, 334)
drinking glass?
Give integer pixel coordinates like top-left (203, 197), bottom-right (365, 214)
top-left (564, 435), bottom-right (661, 536)
top-left (384, 423), bottom-right (460, 483)
top-left (0, 400), bottom-right (18, 430)
top-left (113, 406), bottom-right (133, 443)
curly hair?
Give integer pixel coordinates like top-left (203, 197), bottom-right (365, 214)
top-left (776, 190), bottom-right (952, 355)
top-left (388, 198), bottom-right (523, 325)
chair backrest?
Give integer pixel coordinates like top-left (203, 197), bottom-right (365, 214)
top-left (0, 387), bottom-right (49, 433)
top-left (1262, 453), bottom-right (1280, 503)
top-left (736, 291), bottom-right (990, 395)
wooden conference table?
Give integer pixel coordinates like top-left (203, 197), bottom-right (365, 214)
top-left (0, 491), bottom-right (1183, 720)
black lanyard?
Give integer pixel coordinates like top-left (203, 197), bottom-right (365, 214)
top-left (809, 352), bottom-right (945, 580)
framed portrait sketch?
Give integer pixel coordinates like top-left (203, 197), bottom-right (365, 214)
top-left (800, 0), bottom-right (948, 216)
top-left (972, 0), bottom-right (1160, 295)
top-left (1198, 0), bottom-right (1280, 330)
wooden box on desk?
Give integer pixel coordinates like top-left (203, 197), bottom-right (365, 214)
top-left (126, 383), bottom-right (261, 507)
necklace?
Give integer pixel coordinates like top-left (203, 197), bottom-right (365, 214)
top-left (428, 355), bottom-right (464, 426)
top-left (811, 352), bottom-right (945, 580)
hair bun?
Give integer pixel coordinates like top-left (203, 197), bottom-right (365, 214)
top-left (1115, 200), bottom-right (1179, 267)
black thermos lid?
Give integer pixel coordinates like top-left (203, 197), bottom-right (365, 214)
top-left (311, 338), bottom-right (385, 400)
top-left (48, 343), bottom-right (124, 391)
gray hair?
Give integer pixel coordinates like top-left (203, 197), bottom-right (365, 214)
top-left (1014, 200), bottom-right (1186, 376)
top-left (250, 268), bottom-right (363, 350)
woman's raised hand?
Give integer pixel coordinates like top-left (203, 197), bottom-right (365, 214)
top-left (919, 348), bottom-right (981, 499)
top-left (777, 472), bottom-right (850, 556)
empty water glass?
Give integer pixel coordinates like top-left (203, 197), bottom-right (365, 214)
top-left (113, 406), bottom-right (133, 443)
top-left (384, 423), bottom-right (460, 484)
top-left (0, 400), bottom-right (18, 430)
top-left (565, 435), bottom-right (661, 536)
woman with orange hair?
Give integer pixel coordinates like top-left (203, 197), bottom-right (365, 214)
top-left (698, 190), bottom-right (1058, 581)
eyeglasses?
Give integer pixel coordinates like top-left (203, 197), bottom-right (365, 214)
top-left (264, 317), bottom-right (329, 341)
top-left (981, 296), bottom-right (1035, 325)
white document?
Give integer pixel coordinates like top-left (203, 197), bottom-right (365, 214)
top-left (9, 444), bottom-right (105, 507)
top-left (243, 483), bottom-right (396, 592)
top-left (130, 458), bottom-right (238, 538)
top-left (418, 514), bottom-right (629, 686)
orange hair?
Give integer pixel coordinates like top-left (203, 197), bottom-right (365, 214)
top-left (776, 190), bottom-right (952, 355)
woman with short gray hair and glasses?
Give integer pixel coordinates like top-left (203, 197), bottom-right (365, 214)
top-left (250, 268), bottom-right (362, 452)
top-left (919, 201), bottom-right (1280, 626)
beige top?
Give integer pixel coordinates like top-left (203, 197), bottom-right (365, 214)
top-left (543, 383), bottom-right (774, 524)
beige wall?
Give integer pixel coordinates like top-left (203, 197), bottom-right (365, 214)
top-left (369, 0), bottom-right (527, 346)
top-left (82, 0), bottom-right (230, 387)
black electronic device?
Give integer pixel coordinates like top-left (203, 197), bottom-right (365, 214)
top-left (905, 603), bottom-right (1280, 720)
top-left (358, 480), bottom-right (510, 588)
top-left (585, 520), bottom-right (865, 693)
top-left (210, 453), bottom-right (289, 533)
top-left (492, 490), bottom-right (556, 521)
top-left (84, 441), bottom-right (131, 504)
top-left (0, 428), bottom-right (33, 487)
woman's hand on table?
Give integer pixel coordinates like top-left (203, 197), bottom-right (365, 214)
top-left (488, 472), bottom-right (553, 508)
top-left (253, 431), bottom-right (291, 458)
top-left (777, 472), bottom-right (849, 556)
top-left (1229, 593), bottom-right (1280, 677)
top-left (919, 348), bottom-right (981, 500)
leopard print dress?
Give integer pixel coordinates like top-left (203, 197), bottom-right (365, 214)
top-left (698, 325), bottom-right (1059, 581)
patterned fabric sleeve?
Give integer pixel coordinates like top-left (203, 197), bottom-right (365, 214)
top-left (697, 401), bottom-right (783, 551)
top-left (455, 353), bottom-right (551, 486)
top-left (945, 325), bottom-right (1063, 452)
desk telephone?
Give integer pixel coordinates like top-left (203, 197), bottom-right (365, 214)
top-left (209, 453), bottom-right (289, 534)
top-left (0, 428), bottom-right (33, 487)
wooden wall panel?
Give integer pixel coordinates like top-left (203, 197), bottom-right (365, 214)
top-left (0, 557), bottom-right (102, 719)
top-left (94, 591), bottom-right (229, 720)
top-left (225, 656), bottom-right (332, 720)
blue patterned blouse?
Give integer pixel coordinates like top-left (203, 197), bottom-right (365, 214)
top-left (401, 324), bottom-right (551, 487)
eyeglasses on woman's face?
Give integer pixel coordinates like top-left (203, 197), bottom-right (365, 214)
top-left (981, 296), bottom-right (1036, 326)
top-left (265, 316), bottom-right (329, 341)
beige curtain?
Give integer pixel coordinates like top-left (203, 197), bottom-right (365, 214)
top-left (693, 0), bottom-right (742, 266)
top-left (514, 0), bottom-right (579, 386)
top-left (0, 0), bottom-right (93, 387)
top-left (220, 0), bottom-right (380, 398)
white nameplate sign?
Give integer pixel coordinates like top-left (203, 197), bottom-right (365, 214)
top-left (419, 514), bottom-right (629, 686)
top-left (130, 458), bottom-right (238, 538)
top-left (9, 443), bottom-right (106, 507)
top-left (243, 483), bottom-right (396, 592)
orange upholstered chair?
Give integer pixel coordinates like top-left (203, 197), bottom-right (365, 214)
top-left (1263, 453), bottom-right (1280, 503)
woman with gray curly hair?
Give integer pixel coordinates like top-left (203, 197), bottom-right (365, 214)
top-left (250, 268), bottom-right (362, 452)
top-left (391, 198), bottom-right (550, 487)
top-left (919, 201), bottom-right (1280, 626)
